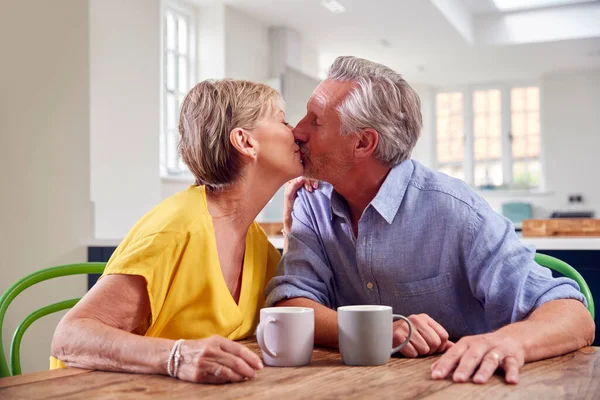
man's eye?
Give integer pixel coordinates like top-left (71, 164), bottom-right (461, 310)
top-left (283, 121), bottom-right (290, 126)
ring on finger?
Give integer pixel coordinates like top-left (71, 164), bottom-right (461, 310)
top-left (489, 351), bottom-right (501, 362)
top-left (214, 365), bottom-right (223, 377)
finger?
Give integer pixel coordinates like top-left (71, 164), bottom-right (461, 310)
top-left (285, 177), bottom-right (305, 198)
top-left (452, 344), bottom-right (491, 383)
top-left (215, 350), bottom-right (259, 379)
top-left (416, 323), bottom-right (443, 355)
top-left (427, 319), bottom-right (450, 353)
top-left (303, 181), bottom-right (313, 192)
top-left (398, 342), bottom-right (419, 358)
top-left (431, 341), bottom-right (468, 380)
top-left (213, 365), bottom-right (245, 383)
top-left (217, 338), bottom-right (264, 370)
top-left (201, 363), bottom-right (244, 384)
top-left (311, 180), bottom-right (319, 189)
top-left (404, 317), bottom-right (431, 355)
top-left (503, 356), bottom-right (520, 384)
top-left (394, 323), bottom-right (428, 356)
top-left (472, 350), bottom-right (503, 384)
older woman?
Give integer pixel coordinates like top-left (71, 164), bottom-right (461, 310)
top-left (50, 79), bottom-right (306, 384)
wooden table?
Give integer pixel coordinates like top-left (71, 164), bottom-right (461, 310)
top-left (1, 340), bottom-right (599, 399)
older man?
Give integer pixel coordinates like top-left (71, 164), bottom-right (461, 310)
top-left (266, 56), bottom-right (594, 384)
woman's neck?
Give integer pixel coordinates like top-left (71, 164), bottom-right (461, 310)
top-left (205, 169), bottom-right (288, 236)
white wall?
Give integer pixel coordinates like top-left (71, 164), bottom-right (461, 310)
top-left (0, 0), bottom-right (92, 373)
top-left (225, 7), bottom-right (270, 82)
top-left (90, 0), bottom-right (162, 239)
top-left (411, 84), bottom-right (436, 169)
top-left (197, 2), bottom-right (225, 81)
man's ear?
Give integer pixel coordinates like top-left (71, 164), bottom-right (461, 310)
top-left (354, 128), bottom-right (379, 159)
top-left (230, 128), bottom-right (257, 159)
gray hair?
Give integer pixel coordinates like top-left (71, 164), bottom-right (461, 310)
top-left (327, 56), bottom-right (422, 165)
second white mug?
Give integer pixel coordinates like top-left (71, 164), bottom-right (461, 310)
top-left (338, 305), bottom-right (413, 366)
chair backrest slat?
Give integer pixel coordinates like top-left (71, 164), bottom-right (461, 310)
top-left (0, 262), bottom-right (106, 377)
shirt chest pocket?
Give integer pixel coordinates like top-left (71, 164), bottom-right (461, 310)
top-left (393, 272), bottom-right (468, 340)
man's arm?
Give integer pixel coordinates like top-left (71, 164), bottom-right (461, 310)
top-left (432, 298), bottom-right (594, 384)
top-left (433, 203), bottom-right (594, 384)
top-left (276, 298), bottom-right (339, 348)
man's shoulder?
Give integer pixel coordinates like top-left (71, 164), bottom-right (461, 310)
top-left (408, 160), bottom-right (484, 212)
top-left (296, 182), bottom-right (334, 205)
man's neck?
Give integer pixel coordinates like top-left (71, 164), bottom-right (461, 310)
top-left (332, 161), bottom-right (391, 227)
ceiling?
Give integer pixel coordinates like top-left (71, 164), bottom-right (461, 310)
top-left (203, 0), bottom-right (600, 85)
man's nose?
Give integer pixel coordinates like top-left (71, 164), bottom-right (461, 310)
top-left (293, 118), bottom-right (309, 143)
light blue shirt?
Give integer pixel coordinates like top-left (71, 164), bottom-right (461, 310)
top-left (265, 160), bottom-right (585, 339)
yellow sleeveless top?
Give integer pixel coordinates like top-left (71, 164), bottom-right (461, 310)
top-left (51, 185), bottom-right (280, 369)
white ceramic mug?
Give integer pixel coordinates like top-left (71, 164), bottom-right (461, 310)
top-left (256, 307), bottom-right (314, 367)
top-left (338, 305), bottom-right (413, 366)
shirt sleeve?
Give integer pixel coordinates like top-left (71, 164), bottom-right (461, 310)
top-left (102, 231), bottom-right (188, 325)
top-left (464, 203), bottom-right (586, 331)
top-left (265, 242), bottom-right (282, 283)
top-left (265, 192), bottom-right (335, 308)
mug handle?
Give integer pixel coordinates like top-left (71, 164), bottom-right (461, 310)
top-left (256, 316), bottom-right (277, 357)
top-left (391, 315), bottom-right (413, 354)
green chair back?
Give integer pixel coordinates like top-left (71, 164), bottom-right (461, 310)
top-left (535, 253), bottom-right (595, 320)
top-left (0, 262), bottom-right (106, 377)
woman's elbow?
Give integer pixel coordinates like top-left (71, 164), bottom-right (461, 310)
top-left (51, 316), bottom-right (77, 360)
top-left (582, 315), bottom-right (596, 347)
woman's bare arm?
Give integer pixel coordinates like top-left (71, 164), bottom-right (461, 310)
top-left (51, 274), bottom-right (263, 383)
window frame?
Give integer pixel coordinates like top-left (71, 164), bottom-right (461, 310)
top-left (434, 82), bottom-right (544, 191)
top-left (161, 0), bottom-right (197, 178)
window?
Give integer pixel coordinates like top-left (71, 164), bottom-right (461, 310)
top-left (161, 2), bottom-right (196, 177)
top-left (473, 89), bottom-right (502, 187)
top-left (511, 87), bottom-right (541, 188)
top-left (436, 92), bottom-right (465, 181)
top-left (435, 86), bottom-right (541, 190)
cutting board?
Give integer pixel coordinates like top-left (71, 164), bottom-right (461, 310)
top-left (522, 219), bottom-right (600, 237)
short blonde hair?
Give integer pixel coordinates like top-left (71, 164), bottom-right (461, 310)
top-left (178, 79), bottom-right (283, 188)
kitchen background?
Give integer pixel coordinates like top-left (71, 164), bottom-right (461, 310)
top-left (1, 0), bottom-right (599, 373)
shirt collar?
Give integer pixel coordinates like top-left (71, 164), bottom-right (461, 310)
top-left (325, 160), bottom-right (414, 224)
top-left (370, 161), bottom-right (414, 224)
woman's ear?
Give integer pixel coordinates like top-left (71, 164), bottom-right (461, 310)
top-left (230, 128), bottom-right (257, 159)
top-left (354, 128), bottom-right (379, 159)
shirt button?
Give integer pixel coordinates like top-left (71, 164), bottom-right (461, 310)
top-left (366, 282), bottom-right (374, 289)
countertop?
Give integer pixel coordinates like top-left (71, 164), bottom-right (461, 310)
top-left (82, 236), bottom-right (600, 250)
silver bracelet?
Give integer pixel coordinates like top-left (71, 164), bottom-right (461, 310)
top-left (167, 339), bottom-right (184, 378)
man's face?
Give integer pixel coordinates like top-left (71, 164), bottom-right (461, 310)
top-left (293, 80), bottom-right (356, 183)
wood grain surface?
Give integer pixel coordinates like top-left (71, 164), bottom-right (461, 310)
top-left (1, 340), bottom-right (598, 399)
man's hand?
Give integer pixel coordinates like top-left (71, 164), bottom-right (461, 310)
top-left (393, 314), bottom-right (454, 358)
top-left (431, 332), bottom-right (525, 384)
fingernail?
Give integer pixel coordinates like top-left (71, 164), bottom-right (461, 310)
top-left (454, 373), bottom-right (465, 381)
top-left (432, 370), bottom-right (443, 379)
top-left (296, 177), bottom-right (303, 182)
top-left (312, 182), bottom-right (318, 189)
top-left (474, 374), bottom-right (483, 383)
top-left (258, 361), bottom-right (264, 369)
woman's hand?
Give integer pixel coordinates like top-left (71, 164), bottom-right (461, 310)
top-left (283, 177), bottom-right (319, 235)
top-left (177, 335), bottom-right (264, 384)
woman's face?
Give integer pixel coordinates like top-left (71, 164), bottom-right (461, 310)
top-left (252, 107), bottom-right (304, 180)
